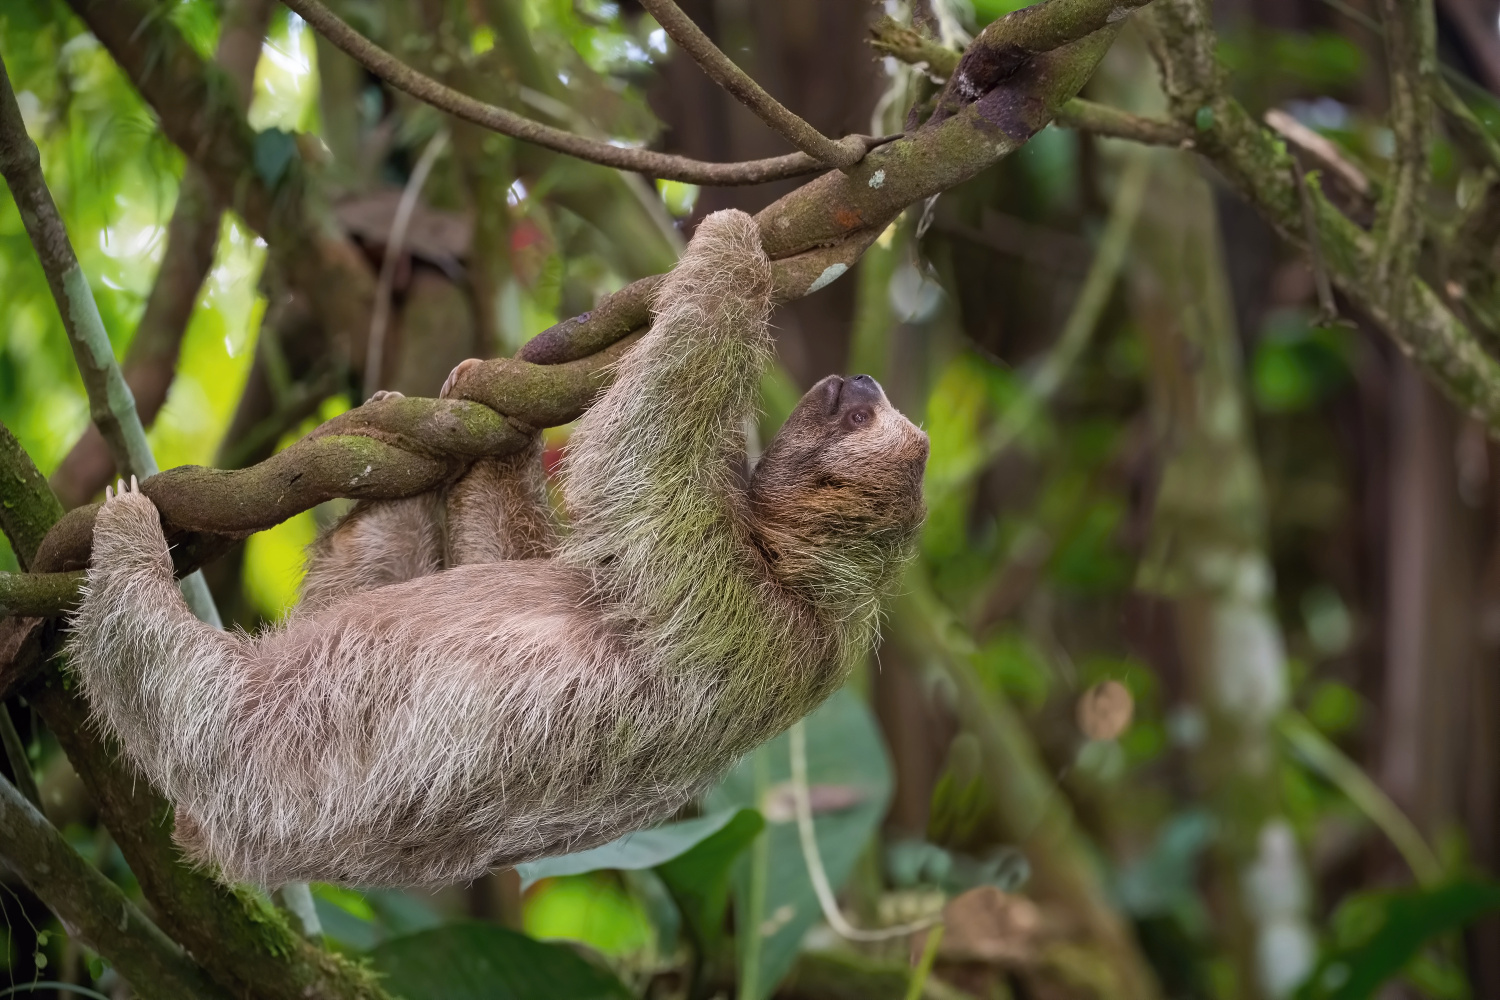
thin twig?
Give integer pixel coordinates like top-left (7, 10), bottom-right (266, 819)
top-left (789, 721), bottom-right (939, 942)
top-left (1278, 713), bottom-right (1442, 885)
top-left (1264, 108), bottom-right (1371, 198)
top-left (281, 0), bottom-right (831, 186)
top-left (638, 0), bottom-right (887, 168)
top-left (0, 53), bottom-right (223, 628)
top-left (365, 130), bottom-right (450, 399)
top-left (1289, 157), bottom-right (1343, 325)
top-left (904, 925), bottom-right (946, 1000)
top-left (0, 776), bottom-right (231, 999)
top-left (0, 705), bottom-right (41, 809)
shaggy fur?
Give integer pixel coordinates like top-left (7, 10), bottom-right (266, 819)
top-left (66, 210), bottom-right (930, 887)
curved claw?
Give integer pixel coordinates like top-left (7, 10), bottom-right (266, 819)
top-left (441, 358), bottom-right (484, 400)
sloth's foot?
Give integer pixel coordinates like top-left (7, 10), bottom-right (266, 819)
top-left (96, 476), bottom-right (170, 573)
top-left (440, 358), bottom-right (484, 399)
top-left (368, 389), bottom-right (404, 403)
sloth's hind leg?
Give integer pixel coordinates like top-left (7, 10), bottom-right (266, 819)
top-left (442, 359), bottom-right (558, 565)
top-left (298, 390), bottom-right (444, 611)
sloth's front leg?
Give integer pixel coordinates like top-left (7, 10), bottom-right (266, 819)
top-left (442, 359), bottom-right (558, 565)
top-left (297, 389), bottom-right (444, 610)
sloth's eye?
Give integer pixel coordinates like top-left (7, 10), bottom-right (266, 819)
top-left (847, 408), bottom-right (871, 427)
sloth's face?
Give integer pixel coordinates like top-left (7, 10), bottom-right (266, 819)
top-left (749, 374), bottom-right (929, 566)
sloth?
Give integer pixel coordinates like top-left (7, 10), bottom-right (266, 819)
top-left (66, 210), bottom-right (929, 887)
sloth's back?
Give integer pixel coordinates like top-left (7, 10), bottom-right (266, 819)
top-left (177, 559), bottom-right (731, 886)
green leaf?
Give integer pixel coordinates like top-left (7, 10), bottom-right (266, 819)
top-left (656, 808), bottom-right (765, 961)
top-left (1296, 880), bottom-right (1500, 1000)
top-left (369, 923), bottom-right (631, 1000)
top-left (516, 807), bottom-right (761, 889)
top-left (709, 688), bottom-right (894, 1000)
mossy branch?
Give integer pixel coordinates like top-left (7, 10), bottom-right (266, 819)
top-left (0, 775), bottom-right (231, 999)
top-left (1140, 0), bottom-right (1500, 429)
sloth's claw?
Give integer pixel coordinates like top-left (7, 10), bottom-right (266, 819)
top-left (441, 358), bottom-right (484, 400)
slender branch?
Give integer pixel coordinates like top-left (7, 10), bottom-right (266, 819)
top-left (0, 52), bottom-right (222, 628)
top-left (51, 0), bottom-right (273, 510)
top-left (365, 129), bottom-right (450, 399)
top-left (788, 720), bottom-right (939, 942)
top-left (0, 55), bottom-right (148, 483)
top-left (1054, 98), bottom-right (1192, 145)
top-left (1372, 0), bottom-right (1436, 312)
top-left (1263, 108), bottom-right (1371, 198)
top-left (637, 0), bottom-right (879, 168)
top-left (0, 704), bottom-right (41, 808)
top-left (1278, 713), bottom-right (1442, 886)
top-left (282, 0), bottom-right (830, 185)
top-left (0, 775), bottom-right (231, 999)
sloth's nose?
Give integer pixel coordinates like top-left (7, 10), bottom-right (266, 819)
top-left (841, 374), bottom-right (885, 408)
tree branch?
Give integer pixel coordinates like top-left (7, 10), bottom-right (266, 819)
top-left (637, 0), bottom-right (886, 168)
top-left (870, 15), bottom-right (1190, 146)
top-left (1372, 0), bottom-right (1436, 312)
top-left (282, 0), bottom-right (836, 185)
top-left (1146, 0), bottom-right (1500, 428)
top-left (50, 0), bottom-right (273, 510)
top-left (0, 571), bottom-right (83, 618)
top-left (0, 51), bottom-right (222, 628)
top-left (0, 54), bottom-right (149, 483)
top-left (0, 422), bottom-right (64, 572)
top-left (0, 774), bottom-right (231, 1000)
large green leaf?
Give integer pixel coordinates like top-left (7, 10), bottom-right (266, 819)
top-left (1296, 879), bottom-right (1500, 1000)
top-left (516, 807), bottom-right (760, 888)
top-left (656, 808), bottom-right (766, 963)
top-left (709, 688), bottom-right (894, 1000)
top-left (368, 923), bottom-right (631, 1000)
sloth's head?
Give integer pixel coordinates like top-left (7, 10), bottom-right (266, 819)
top-left (748, 374), bottom-right (928, 602)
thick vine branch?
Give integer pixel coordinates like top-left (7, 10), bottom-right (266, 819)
top-left (281, 0), bottom-right (832, 185)
top-left (637, 0), bottom-right (882, 168)
top-left (0, 775), bottom-right (230, 999)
